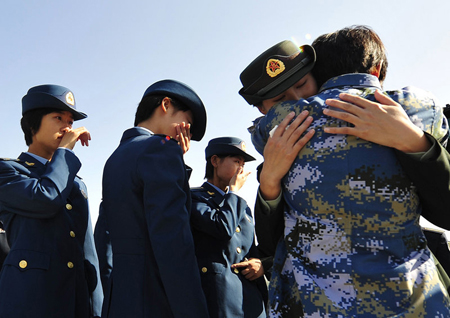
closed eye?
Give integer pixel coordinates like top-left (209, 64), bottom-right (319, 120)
top-left (274, 95), bottom-right (285, 102)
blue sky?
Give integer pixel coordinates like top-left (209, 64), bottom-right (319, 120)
top-left (1, 0), bottom-right (449, 229)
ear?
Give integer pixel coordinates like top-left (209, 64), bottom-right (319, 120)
top-left (161, 97), bottom-right (171, 113)
top-left (256, 105), bottom-right (266, 115)
top-left (211, 155), bottom-right (220, 168)
top-left (370, 61), bottom-right (383, 78)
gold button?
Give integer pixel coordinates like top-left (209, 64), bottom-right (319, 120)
top-left (70, 231), bottom-right (76, 238)
top-left (66, 204), bottom-right (73, 210)
top-left (67, 262), bottom-right (74, 269)
top-left (236, 247), bottom-right (242, 254)
top-left (201, 267), bottom-right (207, 273)
top-left (235, 226), bottom-right (241, 233)
top-left (233, 268), bottom-right (239, 274)
top-left (19, 260), bottom-right (27, 269)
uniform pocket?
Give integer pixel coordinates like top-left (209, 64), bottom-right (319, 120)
top-left (4, 249), bottom-right (50, 271)
top-left (198, 261), bottom-right (226, 275)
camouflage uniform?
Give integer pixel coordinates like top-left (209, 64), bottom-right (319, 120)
top-left (251, 74), bottom-right (450, 317)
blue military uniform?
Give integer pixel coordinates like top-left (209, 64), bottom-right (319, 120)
top-left (191, 137), bottom-right (267, 318)
top-left (101, 129), bottom-right (209, 318)
top-left (0, 84), bottom-right (102, 318)
top-left (191, 182), bottom-right (267, 318)
top-left (98, 80), bottom-right (209, 318)
top-left (0, 151), bottom-right (102, 317)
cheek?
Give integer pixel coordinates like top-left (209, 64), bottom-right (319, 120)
top-left (308, 82), bottom-right (318, 96)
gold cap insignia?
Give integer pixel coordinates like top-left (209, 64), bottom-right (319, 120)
top-left (25, 161), bottom-right (35, 166)
top-left (207, 191), bottom-right (215, 196)
top-left (266, 59), bottom-right (285, 78)
top-left (66, 92), bottom-right (75, 106)
top-left (240, 141), bottom-right (246, 152)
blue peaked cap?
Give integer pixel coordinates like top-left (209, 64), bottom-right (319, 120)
top-left (142, 79), bottom-right (207, 141)
top-left (205, 137), bottom-right (256, 162)
top-left (22, 84), bottom-right (87, 120)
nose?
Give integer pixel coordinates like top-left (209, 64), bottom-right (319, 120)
top-left (284, 87), bottom-right (301, 101)
top-left (60, 121), bottom-right (72, 131)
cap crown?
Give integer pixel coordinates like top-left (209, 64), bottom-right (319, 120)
top-left (205, 137), bottom-right (256, 162)
top-left (22, 84), bottom-right (87, 120)
top-left (142, 80), bottom-right (207, 141)
top-left (239, 41), bottom-right (316, 105)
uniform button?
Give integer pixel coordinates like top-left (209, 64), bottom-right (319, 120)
top-left (66, 204), bottom-right (73, 210)
top-left (201, 267), bottom-right (208, 273)
top-left (19, 260), bottom-right (27, 269)
top-left (70, 231), bottom-right (76, 238)
top-left (235, 226), bottom-right (241, 233)
top-left (233, 268), bottom-right (239, 274)
top-left (67, 262), bottom-right (74, 269)
top-left (236, 247), bottom-right (242, 254)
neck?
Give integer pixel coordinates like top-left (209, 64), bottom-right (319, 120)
top-left (27, 144), bottom-right (53, 161)
top-left (207, 178), bottom-right (228, 192)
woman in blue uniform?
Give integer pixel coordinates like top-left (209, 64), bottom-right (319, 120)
top-left (0, 85), bottom-right (102, 318)
top-left (191, 137), bottom-right (267, 318)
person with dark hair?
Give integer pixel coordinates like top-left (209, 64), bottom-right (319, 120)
top-left (311, 25), bottom-right (388, 89)
top-left (0, 84), bottom-right (102, 318)
top-left (191, 137), bottom-right (267, 317)
top-left (239, 36), bottom-right (450, 282)
top-left (250, 25), bottom-right (450, 316)
top-left (98, 79), bottom-right (209, 318)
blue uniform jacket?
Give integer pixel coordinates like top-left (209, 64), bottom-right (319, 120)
top-left (191, 182), bottom-right (267, 318)
top-left (100, 127), bottom-right (209, 318)
top-left (0, 149), bottom-right (102, 318)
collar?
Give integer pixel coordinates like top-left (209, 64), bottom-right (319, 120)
top-left (319, 73), bottom-right (382, 93)
top-left (206, 181), bottom-right (226, 196)
top-left (120, 127), bottom-right (153, 144)
top-left (135, 126), bottom-right (154, 134)
top-left (23, 152), bottom-right (48, 165)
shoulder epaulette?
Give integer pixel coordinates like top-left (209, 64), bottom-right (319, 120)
top-left (0, 158), bottom-right (20, 162)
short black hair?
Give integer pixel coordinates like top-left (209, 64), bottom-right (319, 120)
top-left (312, 25), bottom-right (388, 89)
top-left (20, 108), bottom-right (57, 146)
top-left (134, 95), bottom-right (190, 126)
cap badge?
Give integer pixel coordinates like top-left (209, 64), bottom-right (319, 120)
top-left (25, 161), bottom-right (35, 166)
top-left (65, 92), bottom-right (75, 106)
top-left (240, 141), bottom-right (246, 152)
top-left (266, 59), bottom-right (285, 78)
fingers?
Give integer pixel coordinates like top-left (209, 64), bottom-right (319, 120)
top-left (175, 122), bottom-right (191, 154)
top-left (60, 127), bottom-right (91, 149)
top-left (231, 261), bottom-right (248, 268)
top-left (373, 90), bottom-right (398, 106)
top-left (232, 259), bottom-right (263, 281)
top-left (78, 130), bottom-right (91, 147)
top-left (269, 111), bottom-right (314, 153)
top-left (270, 112), bottom-right (296, 138)
top-left (287, 114), bottom-right (314, 146)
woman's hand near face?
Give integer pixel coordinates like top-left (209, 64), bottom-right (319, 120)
top-left (229, 166), bottom-right (251, 192)
top-left (175, 122), bottom-right (191, 154)
top-left (59, 127), bottom-right (91, 150)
